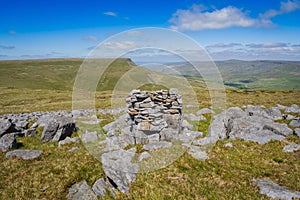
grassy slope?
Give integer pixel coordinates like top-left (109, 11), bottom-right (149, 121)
top-left (0, 58), bottom-right (299, 199)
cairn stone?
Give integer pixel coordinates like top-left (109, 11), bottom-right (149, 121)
top-left (126, 88), bottom-right (183, 143)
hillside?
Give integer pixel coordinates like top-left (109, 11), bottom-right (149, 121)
top-left (154, 60), bottom-right (300, 90)
top-left (0, 58), bottom-right (136, 91)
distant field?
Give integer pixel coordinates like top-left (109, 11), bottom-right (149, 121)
top-left (157, 60), bottom-right (300, 90)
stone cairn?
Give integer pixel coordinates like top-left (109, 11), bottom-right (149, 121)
top-left (126, 88), bottom-right (183, 139)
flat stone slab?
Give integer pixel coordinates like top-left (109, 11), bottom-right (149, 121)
top-left (283, 143), bottom-right (300, 152)
top-left (142, 141), bottom-right (173, 151)
top-left (67, 180), bottom-right (97, 200)
top-left (253, 179), bottom-right (300, 200)
top-left (6, 150), bottom-right (43, 160)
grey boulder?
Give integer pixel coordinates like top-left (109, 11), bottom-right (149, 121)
top-left (0, 133), bottom-right (17, 152)
top-left (0, 119), bottom-right (16, 137)
top-left (101, 148), bottom-right (139, 194)
top-left (283, 143), bottom-right (300, 152)
top-left (67, 180), bottom-right (97, 200)
top-left (289, 118), bottom-right (300, 127)
top-left (295, 128), bottom-right (300, 138)
top-left (253, 179), bottom-right (300, 200)
top-left (92, 178), bottom-right (116, 198)
top-left (6, 150), bottom-right (43, 160)
top-left (58, 137), bottom-right (80, 147)
top-left (41, 117), bottom-right (76, 142)
top-left (186, 145), bottom-right (208, 161)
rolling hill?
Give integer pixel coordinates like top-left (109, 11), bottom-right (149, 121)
top-left (151, 60), bottom-right (300, 90)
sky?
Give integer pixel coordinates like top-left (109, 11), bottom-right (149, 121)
top-left (1, 0), bottom-right (300, 61)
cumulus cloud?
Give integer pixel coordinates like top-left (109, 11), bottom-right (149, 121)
top-left (258, 0), bottom-right (300, 27)
top-left (102, 41), bottom-right (136, 50)
top-left (170, 1), bottom-right (300, 31)
top-left (169, 5), bottom-right (255, 31)
top-left (103, 11), bottom-right (117, 17)
top-left (83, 35), bottom-right (99, 41)
top-left (0, 45), bottom-right (15, 50)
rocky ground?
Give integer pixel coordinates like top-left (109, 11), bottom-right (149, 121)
top-left (0, 103), bottom-right (300, 199)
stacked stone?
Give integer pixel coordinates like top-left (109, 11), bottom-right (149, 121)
top-left (126, 88), bottom-right (182, 133)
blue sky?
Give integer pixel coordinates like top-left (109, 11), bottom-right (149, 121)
top-left (1, 0), bottom-right (300, 61)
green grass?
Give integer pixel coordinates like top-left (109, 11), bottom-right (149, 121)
top-left (0, 130), bottom-right (105, 200)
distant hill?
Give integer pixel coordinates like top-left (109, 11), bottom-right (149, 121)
top-left (1, 59), bottom-right (299, 91)
top-left (150, 60), bottom-right (300, 90)
top-left (0, 58), bottom-right (136, 91)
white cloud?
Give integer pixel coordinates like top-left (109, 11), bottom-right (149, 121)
top-left (206, 43), bottom-right (243, 49)
top-left (206, 42), bottom-right (300, 60)
top-left (103, 11), bottom-right (117, 17)
top-left (246, 42), bottom-right (288, 48)
top-left (83, 35), bottom-right (99, 41)
top-left (169, 6), bottom-right (255, 31)
top-left (170, 1), bottom-right (300, 31)
top-left (280, 0), bottom-right (300, 12)
top-left (258, 0), bottom-right (300, 27)
top-left (102, 41), bottom-right (136, 50)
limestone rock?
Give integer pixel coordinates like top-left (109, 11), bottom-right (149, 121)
top-left (224, 143), bottom-right (233, 148)
top-left (6, 150), bottom-right (43, 160)
top-left (186, 145), bottom-right (208, 161)
top-left (23, 128), bottom-right (36, 137)
top-left (41, 117), bottom-right (76, 142)
top-left (253, 179), bottom-right (300, 200)
top-left (143, 141), bottom-right (172, 151)
top-left (290, 118), bottom-right (300, 127)
top-left (285, 104), bottom-right (300, 114)
top-left (58, 137), bottom-right (80, 147)
top-left (101, 148), bottom-right (138, 194)
top-left (92, 178), bottom-right (116, 198)
top-left (0, 133), bottom-right (17, 152)
top-left (185, 113), bottom-right (206, 121)
top-left (0, 119), bottom-right (16, 137)
top-left (67, 180), bottom-right (97, 200)
top-left (264, 107), bottom-right (283, 120)
top-left (68, 147), bottom-right (80, 152)
top-left (178, 130), bottom-right (203, 143)
top-left (295, 128), bottom-right (300, 138)
top-left (283, 143), bottom-right (300, 152)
